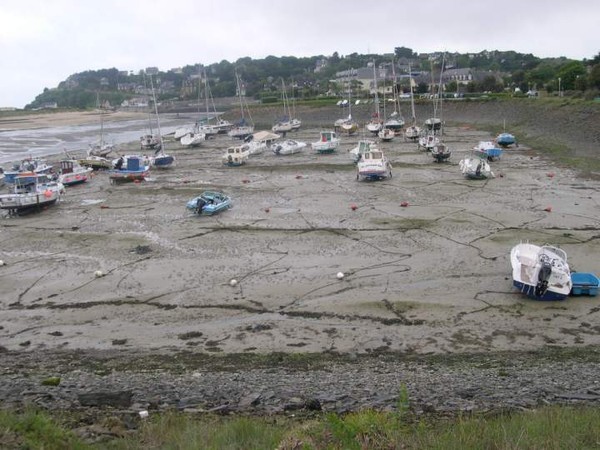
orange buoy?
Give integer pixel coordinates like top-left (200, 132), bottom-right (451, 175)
top-left (400, 201), bottom-right (409, 207)
top-left (350, 204), bottom-right (358, 211)
top-left (544, 206), bottom-right (552, 212)
top-left (547, 172), bottom-right (555, 178)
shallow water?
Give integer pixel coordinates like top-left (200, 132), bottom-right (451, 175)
top-left (0, 113), bottom-right (200, 165)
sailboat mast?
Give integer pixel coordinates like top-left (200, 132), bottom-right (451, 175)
top-left (204, 69), bottom-right (210, 121)
top-left (149, 75), bottom-right (164, 150)
top-left (408, 63), bottom-right (416, 125)
top-left (438, 54), bottom-right (445, 134)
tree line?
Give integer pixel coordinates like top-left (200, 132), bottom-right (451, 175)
top-left (26, 48), bottom-right (600, 109)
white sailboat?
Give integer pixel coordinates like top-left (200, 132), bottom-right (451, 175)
top-left (228, 71), bottom-right (254, 139)
top-left (366, 61), bottom-right (382, 134)
top-left (404, 63), bottom-right (421, 141)
top-left (272, 79), bottom-right (293, 133)
top-left (148, 75), bottom-right (175, 168)
top-left (88, 94), bottom-right (115, 157)
top-left (384, 59), bottom-right (405, 131)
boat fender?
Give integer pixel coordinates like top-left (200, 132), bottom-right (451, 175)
top-left (44, 190), bottom-right (52, 198)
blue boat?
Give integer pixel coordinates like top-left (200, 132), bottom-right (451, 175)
top-left (496, 132), bottom-right (516, 148)
top-left (186, 191), bottom-right (232, 215)
top-left (570, 272), bottom-right (599, 296)
top-left (151, 152), bottom-right (175, 168)
top-left (108, 156), bottom-right (150, 184)
top-left (473, 141), bottom-right (503, 161)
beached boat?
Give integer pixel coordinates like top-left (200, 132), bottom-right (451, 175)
top-left (384, 61), bottom-right (405, 131)
top-left (431, 142), bottom-right (451, 163)
top-left (57, 160), bottom-right (93, 186)
top-left (150, 151), bottom-right (175, 169)
top-left (384, 111), bottom-right (405, 131)
top-left (147, 75), bottom-right (175, 169)
top-left (180, 131), bottom-right (206, 147)
top-left (186, 191), bottom-right (232, 216)
top-left (356, 149), bottom-right (392, 181)
top-left (140, 134), bottom-right (161, 151)
top-left (228, 71), bottom-right (254, 139)
top-left (378, 127), bottom-right (395, 142)
top-left (223, 145), bottom-right (249, 166)
top-left (78, 155), bottom-right (112, 171)
top-left (459, 155), bottom-right (494, 179)
top-left (88, 95), bottom-right (115, 157)
top-left (312, 130), bottom-right (340, 154)
top-left (418, 132), bottom-right (440, 151)
top-left (3, 158), bottom-right (54, 184)
top-left (510, 242), bottom-right (572, 301)
top-left (108, 156), bottom-right (150, 183)
top-left (496, 132), bottom-right (517, 147)
top-left (272, 139), bottom-right (307, 155)
top-left (0, 172), bottom-right (64, 215)
top-left (366, 62), bottom-right (383, 134)
top-left (244, 130), bottom-right (280, 155)
top-left (473, 140), bottom-right (503, 161)
top-left (349, 139), bottom-right (376, 163)
top-left (405, 63), bottom-right (421, 141)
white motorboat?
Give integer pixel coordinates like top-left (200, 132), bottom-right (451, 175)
top-left (311, 131), bottom-right (340, 154)
top-left (459, 156), bottom-right (494, 179)
top-left (272, 139), bottom-right (307, 155)
top-left (356, 149), bottom-right (392, 181)
top-left (0, 172), bottom-right (64, 215)
top-left (510, 242), bottom-right (572, 301)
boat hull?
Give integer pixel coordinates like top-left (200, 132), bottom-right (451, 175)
top-left (510, 243), bottom-right (571, 301)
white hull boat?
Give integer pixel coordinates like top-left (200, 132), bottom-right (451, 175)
top-left (272, 139), bottom-right (307, 155)
top-left (459, 156), bottom-right (494, 179)
top-left (510, 243), bottom-right (571, 301)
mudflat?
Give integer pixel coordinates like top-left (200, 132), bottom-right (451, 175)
top-left (1, 103), bottom-right (599, 357)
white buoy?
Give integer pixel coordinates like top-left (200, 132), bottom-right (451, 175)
top-left (94, 270), bottom-right (104, 278)
top-left (230, 279), bottom-right (238, 287)
top-left (139, 410), bottom-right (149, 419)
top-left (336, 272), bottom-right (345, 280)
top-left (0, 260), bottom-right (5, 266)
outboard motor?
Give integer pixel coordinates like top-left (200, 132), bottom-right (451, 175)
top-left (195, 197), bottom-right (206, 214)
top-left (535, 260), bottom-right (553, 297)
top-left (244, 134), bottom-right (254, 143)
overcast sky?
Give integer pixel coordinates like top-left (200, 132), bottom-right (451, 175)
top-left (1, 0), bottom-right (598, 108)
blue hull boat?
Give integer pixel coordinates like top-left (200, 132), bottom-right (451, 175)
top-left (496, 132), bottom-right (516, 147)
top-left (186, 191), bottom-right (231, 215)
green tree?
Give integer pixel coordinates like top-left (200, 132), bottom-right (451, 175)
top-left (394, 47), bottom-right (415, 59)
top-left (588, 64), bottom-right (600, 89)
top-left (556, 61), bottom-right (587, 90)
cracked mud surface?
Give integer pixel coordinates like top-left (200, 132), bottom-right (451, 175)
top-left (1, 113), bottom-right (600, 357)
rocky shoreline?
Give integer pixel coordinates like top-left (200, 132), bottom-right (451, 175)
top-left (2, 348), bottom-right (600, 426)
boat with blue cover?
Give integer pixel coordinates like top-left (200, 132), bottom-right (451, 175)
top-left (496, 132), bottom-right (517, 147)
top-left (473, 141), bottom-right (503, 161)
top-left (108, 156), bottom-right (149, 183)
top-left (186, 191), bottom-right (231, 215)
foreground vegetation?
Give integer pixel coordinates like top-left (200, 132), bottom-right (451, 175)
top-left (2, 405), bottom-right (599, 449)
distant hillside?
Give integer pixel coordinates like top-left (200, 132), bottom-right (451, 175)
top-left (27, 48), bottom-right (600, 110)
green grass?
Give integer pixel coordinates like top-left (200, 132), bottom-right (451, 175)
top-left (4, 405), bottom-right (600, 449)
